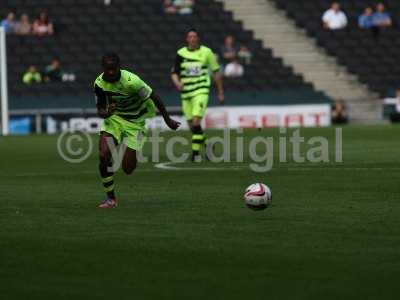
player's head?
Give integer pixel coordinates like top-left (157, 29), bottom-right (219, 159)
top-left (186, 28), bottom-right (200, 50)
top-left (102, 52), bottom-right (121, 83)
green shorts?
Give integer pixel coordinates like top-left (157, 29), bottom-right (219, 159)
top-left (182, 93), bottom-right (209, 121)
top-left (100, 115), bottom-right (147, 151)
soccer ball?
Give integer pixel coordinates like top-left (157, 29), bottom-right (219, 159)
top-left (244, 183), bottom-right (272, 211)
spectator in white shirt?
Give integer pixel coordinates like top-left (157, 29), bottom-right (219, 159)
top-left (173, 0), bottom-right (194, 15)
top-left (322, 2), bottom-right (348, 30)
top-left (224, 59), bottom-right (244, 78)
top-left (384, 88), bottom-right (400, 122)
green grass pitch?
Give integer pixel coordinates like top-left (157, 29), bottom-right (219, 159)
top-left (1, 125), bottom-right (400, 299)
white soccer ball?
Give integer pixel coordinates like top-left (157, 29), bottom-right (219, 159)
top-left (244, 183), bottom-right (272, 211)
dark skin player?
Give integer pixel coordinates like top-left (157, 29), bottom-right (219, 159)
top-left (98, 57), bottom-right (180, 176)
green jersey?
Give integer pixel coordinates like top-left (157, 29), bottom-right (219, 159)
top-left (94, 69), bottom-right (155, 122)
top-left (172, 45), bottom-right (220, 100)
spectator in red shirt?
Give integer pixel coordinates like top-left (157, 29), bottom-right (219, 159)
top-left (163, 0), bottom-right (178, 14)
top-left (33, 11), bottom-right (54, 36)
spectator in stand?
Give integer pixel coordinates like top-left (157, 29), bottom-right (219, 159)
top-left (15, 14), bottom-right (32, 35)
top-left (331, 99), bottom-right (348, 124)
top-left (163, 0), bottom-right (178, 14)
top-left (173, 0), bottom-right (194, 15)
top-left (237, 45), bottom-right (252, 65)
top-left (1, 12), bottom-right (17, 34)
top-left (322, 2), bottom-right (348, 30)
top-left (220, 35), bottom-right (239, 66)
top-left (224, 58), bottom-right (244, 78)
top-left (372, 3), bottom-right (392, 28)
top-left (43, 58), bottom-right (76, 82)
top-left (33, 11), bottom-right (54, 36)
top-left (43, 59), bottom-right (62, 82)
top-left (22, 65), bottom-right (42, 85)
top-left (358, 7), bottom-right (374, 29)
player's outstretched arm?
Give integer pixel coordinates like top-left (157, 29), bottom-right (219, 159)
top-left (171, 54), bottom-right (184, 91)
top-left (171, 73), bottom-right (183, 92)
top-left (150, 91), bottom-right (181, 130)
top-left (213, 71), bottom-right (225, 104)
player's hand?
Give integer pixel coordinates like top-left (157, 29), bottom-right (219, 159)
top-left (175, 81), bottom-right (184, 92)
top-left (217, 90), bottom-right (225, 104)
top-left (108, 103), bottom-right (117, 114)
top-left (165, 117), bottom-right (181, 130)
top-left (97, 108), bottom-right (111, 119)
top-left (98, 103), bottom-right (116, 118)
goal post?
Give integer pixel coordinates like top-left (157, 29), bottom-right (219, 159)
top-left (0, 26), bottom-right (9, 136)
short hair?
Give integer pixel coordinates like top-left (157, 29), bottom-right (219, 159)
top-left (102, 52), bottom-right (120, 67)
top-left (186, 28), bottom-right (199, 36)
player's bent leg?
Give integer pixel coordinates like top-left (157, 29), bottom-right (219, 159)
top-left (182, 98), bottom-right (194, 131)
top-left (99, 132), bottom-right (114, 163)
top-left (98, 132), bottom-right (118, 208)
top-left (122, 147), bottom-right (137, 175)
top-left (120, 121), bottom-right (145, 175)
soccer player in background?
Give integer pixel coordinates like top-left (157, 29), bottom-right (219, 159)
top-left (94, 53), bottom-right (180, 208)
top-left (171, 28), bottom-right (224, 161)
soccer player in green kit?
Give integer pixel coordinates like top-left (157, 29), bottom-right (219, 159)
top-left (171, 29), bottom-right (224, 161)
top-left (94, 53), bottom-right (180, 208)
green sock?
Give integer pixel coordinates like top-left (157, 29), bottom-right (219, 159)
top-left (192, 133), bottom-right (205, 155)
top-left (102, 175), bottom-right (115, 198)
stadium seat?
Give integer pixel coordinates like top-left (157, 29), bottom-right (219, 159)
top-left (270, 0), bottom-right (400, 97)
top-left (4, 0), bottom-right (322, 102)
